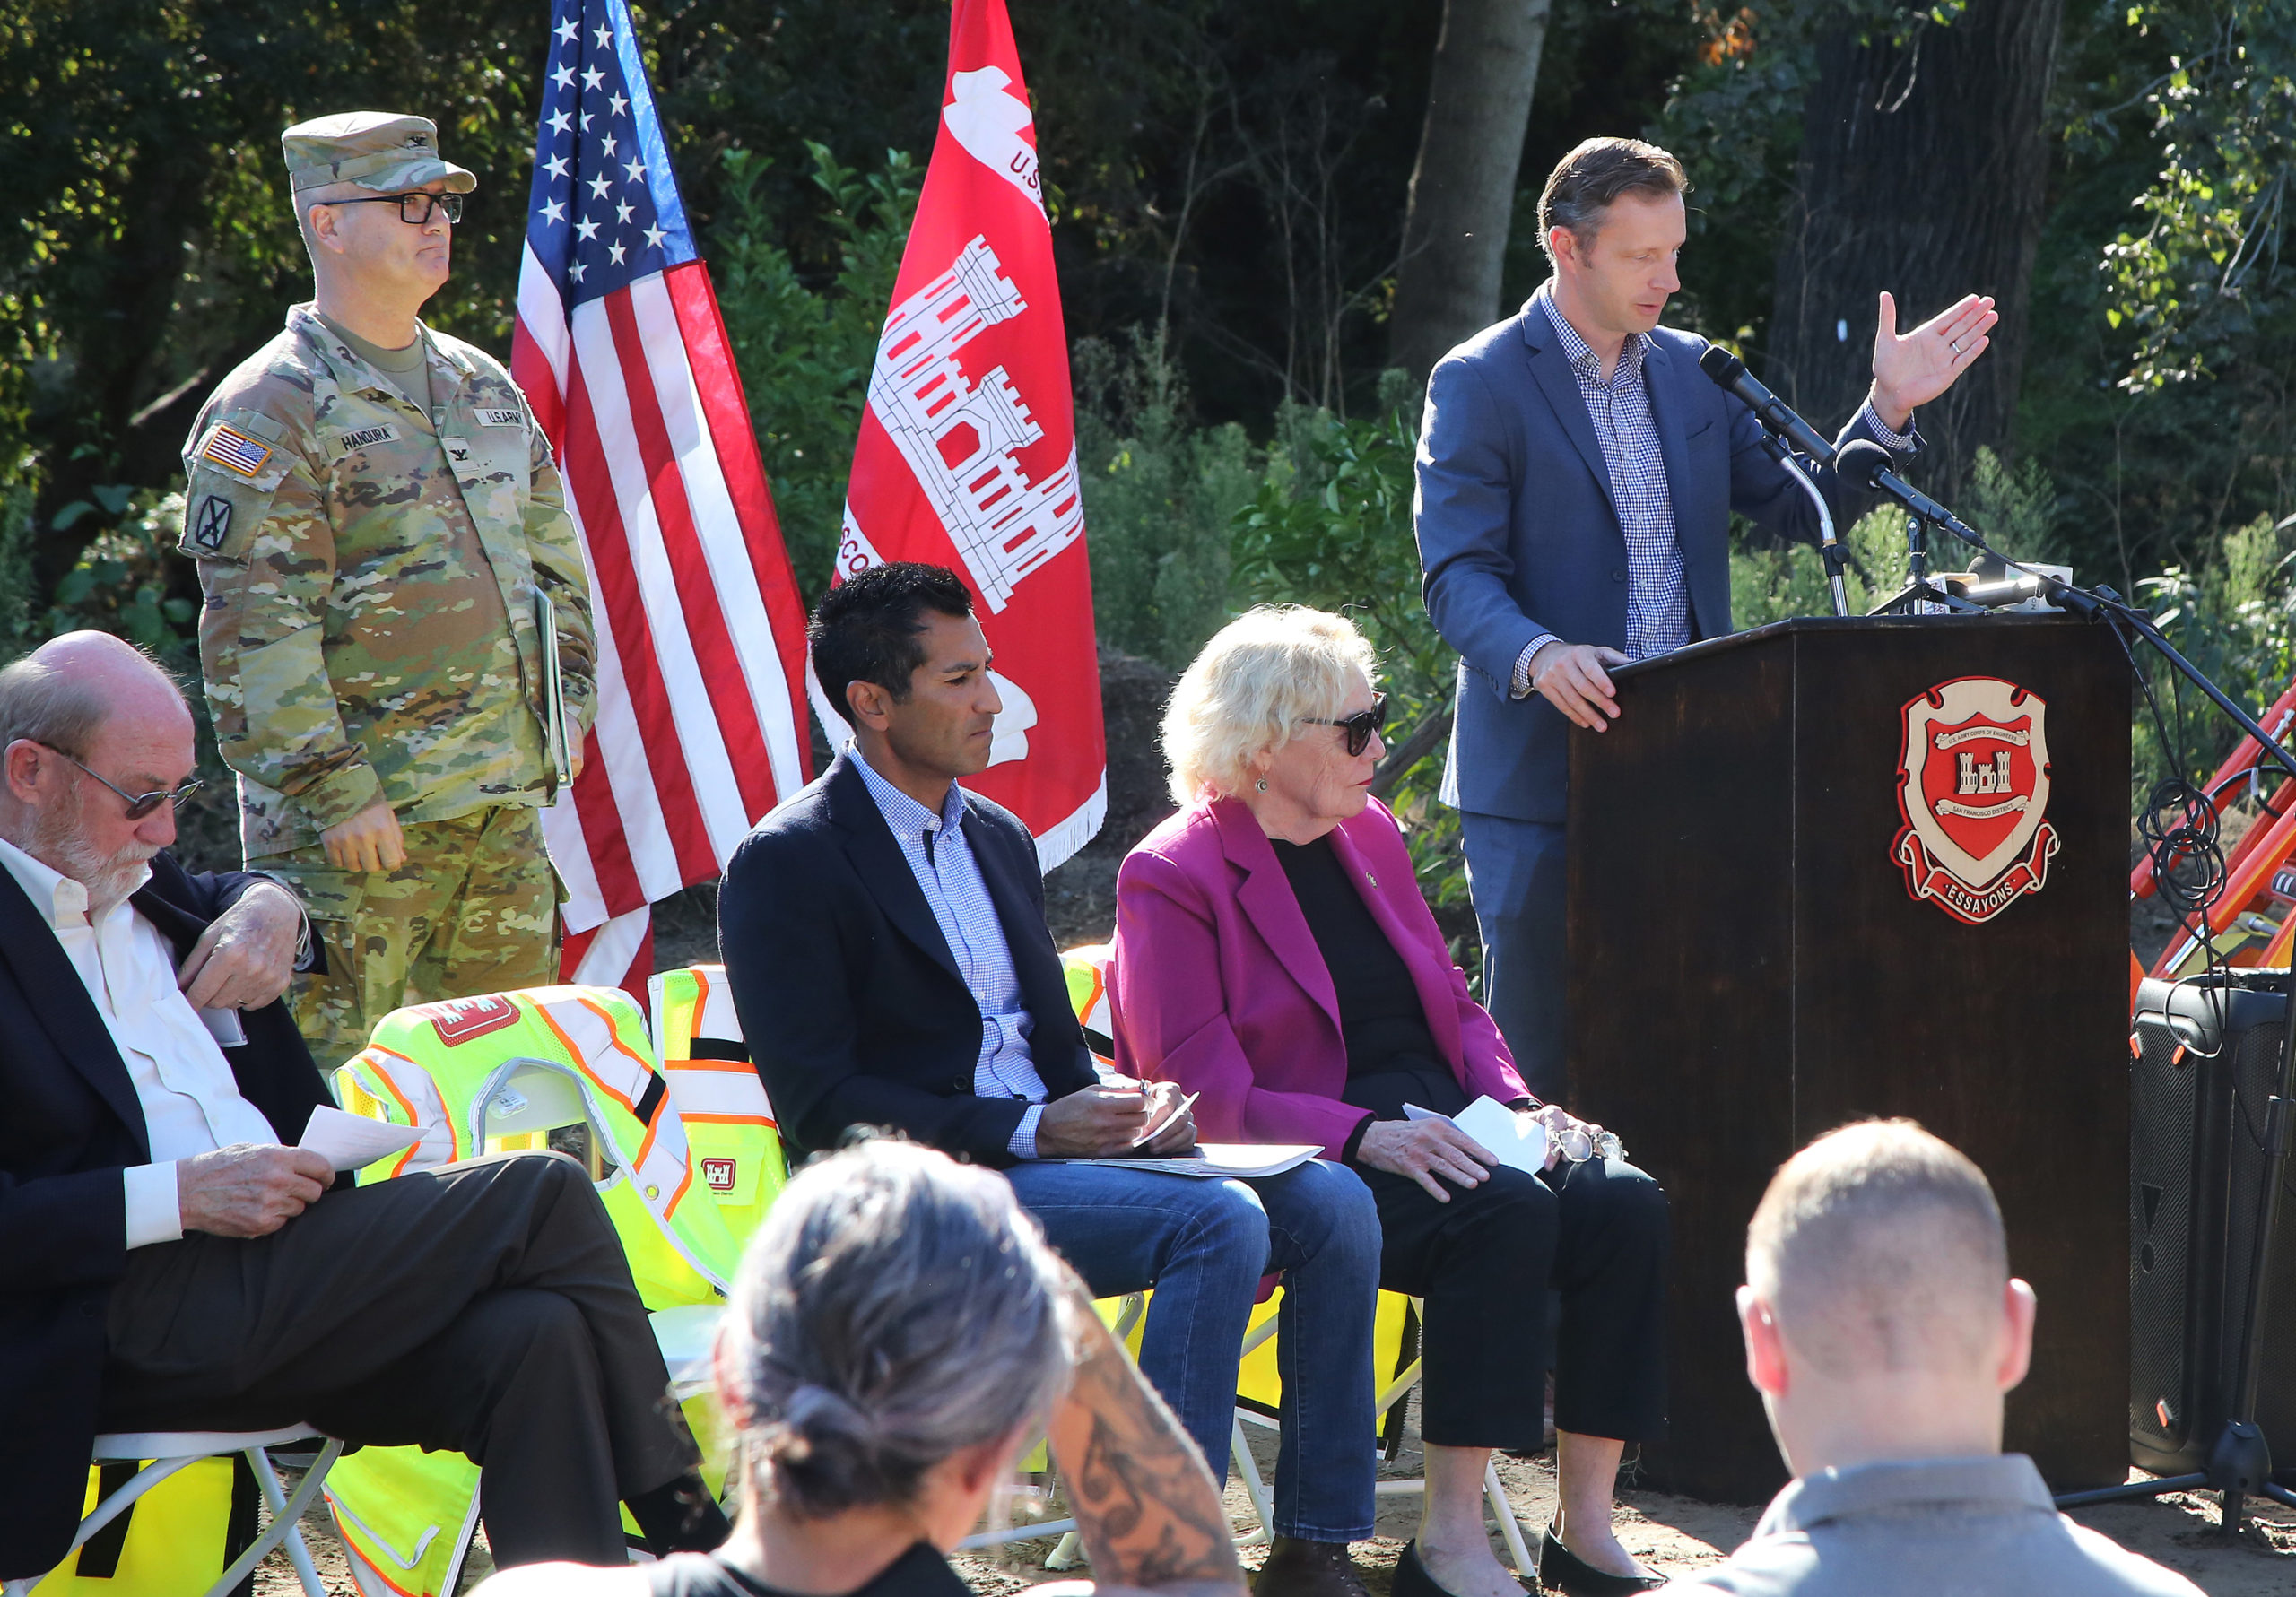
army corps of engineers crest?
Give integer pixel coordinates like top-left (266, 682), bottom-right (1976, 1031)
top-left (1894, 676), bottom-right (2059, 925)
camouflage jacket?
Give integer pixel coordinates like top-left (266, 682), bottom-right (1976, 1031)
top-left (180, 303), bottom-right (596, 858)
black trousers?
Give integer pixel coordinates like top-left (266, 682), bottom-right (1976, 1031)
top-left (1360, 1153), bottom-right (1669, 1450)
top-left (100, 1151), bottom-right (697, 1567)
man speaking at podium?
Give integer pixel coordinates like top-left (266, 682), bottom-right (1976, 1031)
top-left (1414, 136), bottom-right (1998, 1103)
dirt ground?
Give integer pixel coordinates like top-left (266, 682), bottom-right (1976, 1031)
top-left (247, 1420), bottom-right (2296, 1597)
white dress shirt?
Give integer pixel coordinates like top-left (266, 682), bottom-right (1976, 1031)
top-left (0, 838), bottom-right (279, 1248)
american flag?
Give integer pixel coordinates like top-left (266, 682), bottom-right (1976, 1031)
top-left (510, 0), bottom-right (812, 995)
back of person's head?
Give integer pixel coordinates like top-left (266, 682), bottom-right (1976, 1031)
top-left (1747, 1119), bottom-right (2008, 1380)
top-left (1161, 604), bottom-right (1378, 804)
top-left (809, 563), bottom-right (975, 722)
top-left (720, 1138), bottom-right (1077, 1519)
top-left (1537, 137), bottom-right (1689, 261)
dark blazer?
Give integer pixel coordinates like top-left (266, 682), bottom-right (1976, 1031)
top-left (1414, 288), bottom-right (1912, 824)
top-left (0, 851), bottom-right (331, 1578)
top-left (717, 751), bottom-right (1097, 1167)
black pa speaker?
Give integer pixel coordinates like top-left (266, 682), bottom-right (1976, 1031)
top-left (2130, 971), bottom-right (2296, 1480)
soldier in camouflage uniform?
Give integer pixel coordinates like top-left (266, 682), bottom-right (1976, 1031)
top-left (178, 112), bottom-right (596, 1071)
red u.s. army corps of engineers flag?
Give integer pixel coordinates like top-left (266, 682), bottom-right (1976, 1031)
top-left (818, 0), bottom-right (1107, 866)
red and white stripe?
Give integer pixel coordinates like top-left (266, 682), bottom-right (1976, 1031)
top-left (512, 252), bottom-right (812, 995)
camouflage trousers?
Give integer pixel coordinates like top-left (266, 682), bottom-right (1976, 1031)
top-left (255, 805), bottom-right (559, 1072)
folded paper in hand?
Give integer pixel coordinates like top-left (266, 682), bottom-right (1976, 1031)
top-left (1404, 1096), bottom-right (1548, 1175)
top-left (1059, 1143), bottom-right (1321, 1179)
top-left (299, 1106), bottom-right (422, 1172)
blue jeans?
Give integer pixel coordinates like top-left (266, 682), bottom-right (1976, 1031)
top-left (1460, 812), bottom-right (1570, 1104)
top-left (1004, 1158), bottom-right (1378, 1542)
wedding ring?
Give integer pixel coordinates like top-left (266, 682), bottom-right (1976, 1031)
top-left (1950, 338), bottom-right (1961, 353)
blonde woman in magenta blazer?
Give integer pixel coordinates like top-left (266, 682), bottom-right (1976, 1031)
top-left (1113, 607), bottom-right (1669, 1597)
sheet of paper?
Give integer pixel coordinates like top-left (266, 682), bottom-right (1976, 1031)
top-left (1404, 1096), bottom-right (1548, 1176)
top-left (299, 1105), bottom-right (423, 1172)
top-left (1062, 1143), bottom-right (1321, 1179)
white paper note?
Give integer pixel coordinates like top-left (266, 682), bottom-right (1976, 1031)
top-left (1404, 1096), bottom-right (1549, 1176)
top-left (299, 1105), bottom-right (423, 1172)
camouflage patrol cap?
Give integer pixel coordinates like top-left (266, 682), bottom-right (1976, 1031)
top-left (283, 112), bottom-right (476, 195)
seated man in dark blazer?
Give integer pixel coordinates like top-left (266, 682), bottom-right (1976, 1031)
top-left (718, 564), bottom-right (1383, 1597)
top-left (0, 631), bottom-right (724, 1582)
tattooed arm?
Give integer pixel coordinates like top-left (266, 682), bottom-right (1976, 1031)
top-left (1039, 1289), bottom-right (1248, 1597)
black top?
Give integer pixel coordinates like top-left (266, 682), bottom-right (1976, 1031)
top-left (647, 1544), bottom-right (969, 1597)
top-left (1271, 832), bottom-right (1456, 1091)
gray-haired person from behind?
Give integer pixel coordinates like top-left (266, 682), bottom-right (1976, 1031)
top-left (477, 1138), bottom-right (1251, 1597)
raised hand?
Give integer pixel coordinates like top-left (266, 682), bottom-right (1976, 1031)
top-left (1870, 290), bottom-right (1997, 430)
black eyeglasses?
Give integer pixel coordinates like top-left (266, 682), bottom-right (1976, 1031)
top-left (44, 746), bottom-right (202, 820)
top-left (1305, 693), bottom-right (1388, 758)
top-left (318, 191), bottom-right (465, 225)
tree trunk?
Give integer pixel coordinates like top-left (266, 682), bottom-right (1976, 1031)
top-left (1768, 0), bottom-right (2065, 505)
top-left (1387, 0), bottom-right (1553, 384)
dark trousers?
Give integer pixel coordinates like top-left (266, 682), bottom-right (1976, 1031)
top-left (100, 1152), bottom-right (696, 1567)
top-left (1360, 1153), bottom-right (1669, 1450)
top-left (1459, 812), bottom-right (1569, 1104)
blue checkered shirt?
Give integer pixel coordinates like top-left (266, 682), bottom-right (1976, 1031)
top-left (1513, 287), bottom-right (1915, 696)
top-left (849, 746), bottom-right (1048, 1159)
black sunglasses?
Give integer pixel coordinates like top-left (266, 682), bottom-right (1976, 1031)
top-left (319, 191), bottom-right (465, 225)
top-left (1306, 693), bottom-right (1388, 758)
top-left (45, 745), bottom-right (203, 820)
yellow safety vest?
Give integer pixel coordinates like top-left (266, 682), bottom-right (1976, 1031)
top-left (648, 964), bottom-right (789, 1245)
top-left (332, 985), bottom-right (744, 1306)
top-left (29, 1459), bottom-right (249, 1597)
top-left (326, 985), bottom-right (746, 1592)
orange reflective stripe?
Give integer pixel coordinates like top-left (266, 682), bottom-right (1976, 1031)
top-left (663, 1156), bottom-right (696, 1219)
top-left (678, 1111), bottom-right (776, 1128)
top-left (664, 1059), bottom-right (755, 1074)
top-left (361, 1046), bottom-right (442, 1172)
top-left (530, 1001), bottom-right (639, 1115)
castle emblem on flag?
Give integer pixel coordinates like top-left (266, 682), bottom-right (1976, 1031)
top-left (865, 235), bottom-right (1083, 612)
top-left (1894, 676), bottom-right (2058, 925)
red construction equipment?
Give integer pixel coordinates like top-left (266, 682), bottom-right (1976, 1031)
top-left (2134, 680), bottom-right (2296, 983)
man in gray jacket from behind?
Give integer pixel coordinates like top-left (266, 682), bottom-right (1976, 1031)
top-left (1661, 1120), bottom-right (2199, 1596)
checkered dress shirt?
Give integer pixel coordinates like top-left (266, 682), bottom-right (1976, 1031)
top-left (849, 746), bottom-right (1048, 1158)
top-left (1512, 289), bottom-right (1917, 697)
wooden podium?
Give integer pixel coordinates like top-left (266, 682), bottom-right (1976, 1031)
top-left (1567, 613), bottom-right (2129, 1502)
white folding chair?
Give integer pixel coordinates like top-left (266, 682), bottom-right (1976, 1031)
top-left (1, 1425), bottom-right (344, 1597)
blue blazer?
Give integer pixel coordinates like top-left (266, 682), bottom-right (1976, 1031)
top-left (1414, 291), bottom-right (1909, 824)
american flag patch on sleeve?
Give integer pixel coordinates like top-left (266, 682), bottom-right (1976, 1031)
top-left (199, 423), bottom-right (273, 478)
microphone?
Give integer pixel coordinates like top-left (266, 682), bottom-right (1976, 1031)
top-left (1833, 439), bottom-right (1986, 550)
top-left (1697, 345), bottom-right (1838, 465)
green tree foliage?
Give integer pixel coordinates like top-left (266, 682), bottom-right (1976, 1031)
top-left (1072, 330), bottom-right (1258, 672)
top-left (2101, 0), bottom-right (2295, 389)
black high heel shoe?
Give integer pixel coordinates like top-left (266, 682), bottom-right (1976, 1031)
top-left (1535, 1528), bottom-right (1664, 1596)
top-left (1391, 1541), bottom-right (1527, 1597)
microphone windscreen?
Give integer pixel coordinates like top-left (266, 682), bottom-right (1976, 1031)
top-left (1834, 438), bottom-right (1894, 490)
top-left (1697, 345), bottom-right (1745, 386)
